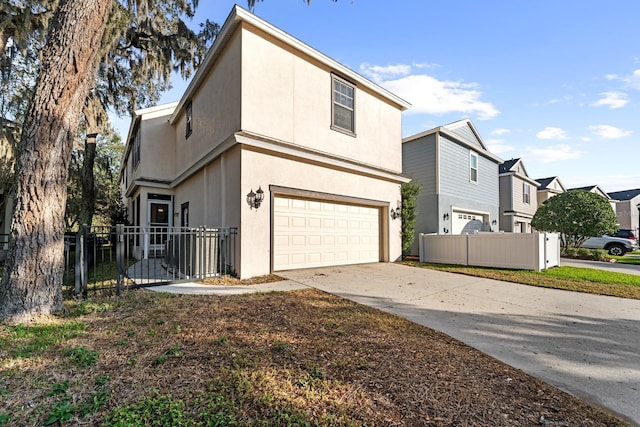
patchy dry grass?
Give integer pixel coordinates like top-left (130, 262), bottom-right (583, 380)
top-left (200, 274), bottom-right (285, 286)
top-left (401, 261), bottom-right (640, 300)
top-left (0, 289), bottom-right (631, 426)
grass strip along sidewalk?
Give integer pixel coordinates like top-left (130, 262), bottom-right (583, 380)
top-left (401, 261), bottom-right (640, 300)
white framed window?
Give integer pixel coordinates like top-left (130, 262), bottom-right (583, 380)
top-left (185, 101), bottom-right (193, 138)
top-left (331, 75), bottom-right (355, 134)
top-left (523, 183), bottom-right (530, 204)
top-left (469, 151), bottom-right (478, 183)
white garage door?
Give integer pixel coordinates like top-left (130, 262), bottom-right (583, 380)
top-left (452, 211), bottom-right (485, 234)
top-left (273, 196), bottom-right (380, 271)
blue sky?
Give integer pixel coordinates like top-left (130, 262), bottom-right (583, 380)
top-left (113, 0), bottom-right (640, 192)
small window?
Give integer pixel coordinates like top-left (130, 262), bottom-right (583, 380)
top-left (332, 76), bottom-right (355, 134)
top-left (185, 101), bottom-right (193, 138)
top-left (469, 151), bottom-right (478, 183)
top-left (523, 183), bottom-right (530, 204)
top-left (132, 126), bottom-right (141, 169)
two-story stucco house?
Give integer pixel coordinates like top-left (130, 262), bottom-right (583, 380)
top-left (498, 158), bottom-right (539, 233)
top-left (119, 5), bottom-right (410, 279)
top-left (402, 119), bottom-right (502, 255)
top-left (535, 176), bottom-right (565, 208)
top-left (607, 189), bottom-right (640, 236)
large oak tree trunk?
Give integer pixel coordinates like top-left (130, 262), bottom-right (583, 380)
top-left (0, 0), bottom-right (113, 322)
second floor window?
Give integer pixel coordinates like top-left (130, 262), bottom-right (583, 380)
top-left (332, 76), bottom-right (355, 134)
top-left (469, 151), bottom-right (478, 183)
top-left (186, 101), bottom-right (193, 138)
top-left (523, 183), bottom-right (530, 204)
top-left (133, 127), bottom-right (141, 169)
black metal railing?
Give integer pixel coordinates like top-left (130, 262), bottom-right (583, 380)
top-left (59, 225), bottom-right (237, 297)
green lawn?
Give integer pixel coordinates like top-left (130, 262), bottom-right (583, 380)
top-left (400, 261), bottom-right (640, 300)
top-left (609, 255), bottom-right (640, 265)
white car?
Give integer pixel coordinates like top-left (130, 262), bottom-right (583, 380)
top-left (581, 233), bottom-right (638, 256)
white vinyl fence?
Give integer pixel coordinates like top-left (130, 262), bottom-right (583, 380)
top-left (419, 232), bottom-right (560, 271)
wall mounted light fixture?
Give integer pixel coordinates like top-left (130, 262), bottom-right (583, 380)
top-left (390, 203), bottom-right (401, 220)
top-left (246, 186), bottom-right (264, 209)
top-left (443, 212), bottom-right (450, 221)
top-left (491, 219), bottom-right (497, 226)
top-left (443, 227), bottom-right (449, 234)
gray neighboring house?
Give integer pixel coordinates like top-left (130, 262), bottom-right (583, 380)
top-left (498, 158), bottom-right (539, 233)
top-left (402, 119), bottom-right (502, 255)
top-left (535, 176), bottom-right (565, 208)
top-left (607, 188), bottom-right (640, 236)
top-left (568, 185), bottom-right (616, 212)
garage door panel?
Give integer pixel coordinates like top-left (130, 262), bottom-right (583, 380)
top-left (452, 211), bottom-right (485, 234)
top-left (273, 197), bottom-right (380, 271)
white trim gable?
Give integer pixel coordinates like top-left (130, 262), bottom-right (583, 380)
top-left (403, 119), bottom-right (502, 164)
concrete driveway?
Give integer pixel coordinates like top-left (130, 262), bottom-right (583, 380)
top-left (279, 263), bottom-right (640, 425)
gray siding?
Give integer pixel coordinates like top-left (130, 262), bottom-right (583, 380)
top-left (408, 193), bottom-right (439, 255)
top-left (402, 136), bottom-right (437, 195)
top-left (446, 123), bottom-right (481, 148)
top-left (439, 135), bottom-right (499, 206)
top-left (402, 136), bottom-right (438, 255)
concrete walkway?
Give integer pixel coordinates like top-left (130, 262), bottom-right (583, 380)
top-left (279, 263), bottom-right (640, 425)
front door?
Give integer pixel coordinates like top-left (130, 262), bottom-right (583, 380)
top-left (145, 200), bottom-right (172, 258)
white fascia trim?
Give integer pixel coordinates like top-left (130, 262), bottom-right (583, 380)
top-left (169, 5), bottom-right (410, 125)
top-left (451, 207), bottom-right (491, 216)
top-left (235, 133), bottom-right (410, 184)
top-left (125, 179), bottom-right (172, 198)
top-left (403, 127), bottom-right (502, 163)
top-left (499, 172), bottom-right (540, 186)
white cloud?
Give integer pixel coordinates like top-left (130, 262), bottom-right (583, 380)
top-left (525, 144), bottom-right (583, 163)
top-left (623, 69), bottom-right (640, 90)
top-left (591, 91), bottom-right (628, 109)
top-left (605, 74), bottom-right (619, 80)
top-left (359, 63), bottom-right (413, 82)
top-left (536, 127), bottom-right (569, 140)
top-left (360, 63), bottom-right (499, 120)
top-left (588, 125), bottom-right (632, 139)
top-left (485, 138), bottom-right (514, 155)
top-left (547, 95), bottom-right (571, 104)
top-left (490, 128), bottom-right (510, 136)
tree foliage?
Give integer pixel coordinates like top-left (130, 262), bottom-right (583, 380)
top-left (531, 190), bottom-right (617, 251)
top-left (400, 180), bottom-right (421, 255)
top-left (66, 124), bottom-right (124, 229)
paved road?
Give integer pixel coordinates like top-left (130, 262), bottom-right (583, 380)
top-left (280, 263), bottom-right (640, 425)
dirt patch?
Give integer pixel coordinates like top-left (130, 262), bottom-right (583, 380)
top-left (1, 289), bottom-right (631, 426)
top-left (199, 274), bottom-right (285, 286)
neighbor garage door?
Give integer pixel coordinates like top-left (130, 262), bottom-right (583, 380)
top-left (452, 211), bottom-right (485, 234)
top-left (273, 196), bottom-right (380, 271)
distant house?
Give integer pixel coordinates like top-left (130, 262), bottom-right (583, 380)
top-left (607, 189), bottom-right (640, 235)
top-left (498, 158), bottom-right (539, 233)
top-left (119, 5), bottom-right (410, 279)
top-left (402, 119), bottom-right (502, 255)
top-left (568, 185), bottom-right (616, 211)
top-left (535, 176), bottom-right (565, 208)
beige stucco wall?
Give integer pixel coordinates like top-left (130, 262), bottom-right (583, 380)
top-left (173, 146), bottom-right (242, 230)
top-left (173, 29), bottom-right (242, 178)
top-left (237, 147), bottom-right (401, 279)
top-left (240, 23), bottom-right (403, 174)
top-left (132, 114), bottom-right (176, 182)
